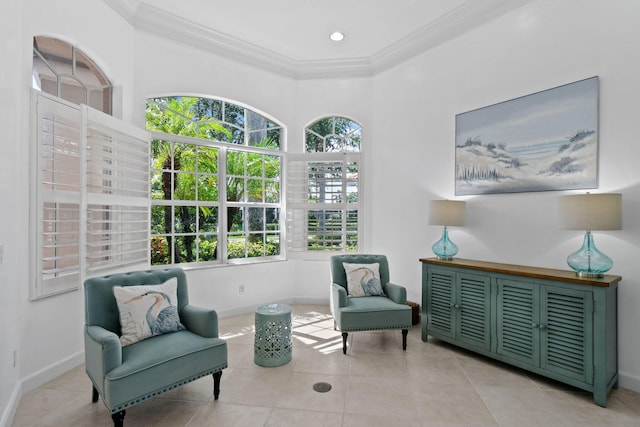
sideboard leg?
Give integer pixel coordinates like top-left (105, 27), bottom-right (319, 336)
top-left (421, 320), bottom-right (429, 342)
top-left (593, 388), bottom-right (608, 408)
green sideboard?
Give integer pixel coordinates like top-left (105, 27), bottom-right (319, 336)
top-left (420, 258), bottom-right (620, 407)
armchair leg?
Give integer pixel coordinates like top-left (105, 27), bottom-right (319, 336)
top-left (111, 410), bottom-right (125, 427)
top-left (92, 386), bottom-right (99, 403)
top-left (402, 329), bottom-right (408, 351)
top-left (342, 332), bottom-right (348, 354)
top-left (213, 371), bottom-right (222, 400)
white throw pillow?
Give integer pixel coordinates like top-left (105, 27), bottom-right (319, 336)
top-left (343, 262), bottom-right (385, 297)
top-left (113, 277), bottom-right (185, 346)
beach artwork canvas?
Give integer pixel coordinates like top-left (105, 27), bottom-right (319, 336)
top-left (455, 77), bottom-right (599, 195)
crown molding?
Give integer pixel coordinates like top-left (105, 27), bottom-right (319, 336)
top-left (104, 0), bottom-right (532, 80)
top-left (104, 0), bottom-right (138, 24)
top-left (294, 57), bottom-right (374, 80)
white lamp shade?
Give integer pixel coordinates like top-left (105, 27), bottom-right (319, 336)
top-left (559, 193), bottom-right (622, 230)
top-left (429, 200), bottom-right (465, 226)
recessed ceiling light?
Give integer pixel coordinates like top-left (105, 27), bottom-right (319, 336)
top-left (330, 32), bottom-right (345, 42)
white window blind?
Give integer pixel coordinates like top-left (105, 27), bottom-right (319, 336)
top-left (85, 108), bottom-right (150, 274)
top-left (30, 92), bottom-right (150, 299)
top-left (34, 94), bottom-right (82, 296)
top-left (286, 152), bottom-right (360, 253)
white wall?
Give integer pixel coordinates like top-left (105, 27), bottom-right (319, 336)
top-left (0, 1), bottom-right (27, 424)
top-left (371, 0), bottom-right (640, 390)
top-left (3, 0), bottom-right (640, 424)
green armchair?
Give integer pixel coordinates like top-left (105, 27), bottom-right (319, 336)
top-left (330, 254), bottom-right (412, 354)
top-left (84, 268), bottom-right (227, 426)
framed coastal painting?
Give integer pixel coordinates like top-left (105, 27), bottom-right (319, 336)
top-left (455, 76), bottom-right (599, 195)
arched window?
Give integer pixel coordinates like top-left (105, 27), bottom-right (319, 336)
top-left (288, 117), bottom-right (362, 253)
top-left (146, 96), bottom-right (284, 265)
top-left (305, 116), bottom-right (362, 153)
top-left (30, 37), bottom-right (147, 299)
top-left (32, 36), bottom-right (112, 114)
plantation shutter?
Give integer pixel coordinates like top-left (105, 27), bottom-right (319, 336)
top-left (31, 91), bottom-right (150, 299)
top-left (85, 107), bottom-right (150, 274)
top-left (286, 152), bottom-right (359, 253)
top-left (32, 93), bottom-right (83, 297)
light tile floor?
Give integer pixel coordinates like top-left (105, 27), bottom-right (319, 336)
top-left (12, 304), bottom-right (640, 426)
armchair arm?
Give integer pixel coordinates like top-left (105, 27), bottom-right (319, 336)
top-left (180, 304), bottom-right (219, 338)
top-left (84, 325), bottom-right (122, 390)
top-left (383, 282), bottom-right (407, 305)
top-left (331, 283), bottom-right (348, 308)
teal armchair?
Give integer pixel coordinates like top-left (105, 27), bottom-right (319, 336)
top-left (330, 254), bottom-right (412, 354)
top-left (84, 268), bottom-right (227, 427)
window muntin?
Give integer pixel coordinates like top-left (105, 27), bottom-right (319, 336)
top-left (288, 117), bottom-right (362, 253)
top-left (150, 138), bottom-right (222, 265)
top-left (147, 96), bottom-right (284, 266)
top-left (305, 116), bottom-right (361, 153)
top-left (32, 36), bottom-right (112, 114)
top-left (147, 97), bottom-right (281, 150)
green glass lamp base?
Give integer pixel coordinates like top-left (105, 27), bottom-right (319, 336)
top-left (567, 231), bottom-right (613, 278)
top-left (432, 227), bottom-right (458, 260)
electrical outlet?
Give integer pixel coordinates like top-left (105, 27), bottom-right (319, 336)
top-left (238, 284), bottom-right (246, 295)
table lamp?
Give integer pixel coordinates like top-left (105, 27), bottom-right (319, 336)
top-left (559, 193), bottom-right (622, 277)
top-left (429, 200), bottom-right (465, 260)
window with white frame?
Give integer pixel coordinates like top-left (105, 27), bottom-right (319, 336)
top-left (147, 96), bottom-right (284, 266)
top-left (30, 36), bottom-right (149, 299)
top-left (32, 36), bottom-right (112, 114)
top-left (287, 117), bottom-right (362, 253)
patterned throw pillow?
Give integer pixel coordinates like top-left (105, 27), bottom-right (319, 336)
top-left (113, 278), bottom-right (185, 346)
top-left (343, 262), bottom-right (386, 297)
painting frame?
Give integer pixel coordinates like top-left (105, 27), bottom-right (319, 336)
top-left (455, 76), bottom-right (599, 196)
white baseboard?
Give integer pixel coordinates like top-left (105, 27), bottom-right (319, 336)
top-left (0, 351), bottom-right (84, 427)
top-left (217, 298), bottom-right (328, 318)
top-left (0, 383), bottom-right (21, 427)
top-left (20, 351), bottom-right (84, 394)
top-left (293, 297), bottom-right (329, 306)
top-left (217, 298), bottom-right (294, 318)
top-left (619, 371), bottom-right (640, 393)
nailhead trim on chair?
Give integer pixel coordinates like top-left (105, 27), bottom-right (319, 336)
top-left (108, 365), bottom-right (227, 414)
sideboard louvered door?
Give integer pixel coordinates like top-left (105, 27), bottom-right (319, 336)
top-left (423, 266), bottom-right (491, 351)
top-left (420, 258), bottom-right (619, 408)
top-left (457, 272), bottom-right (491, 351)
top-left (424, 267), bottom-right (455, 339)
top-left (496, 278), bottom-right (593, 384)
top-left (496, 279), bottom-right (539, 367)
top-left (541, 286), bottom-right (593, 384)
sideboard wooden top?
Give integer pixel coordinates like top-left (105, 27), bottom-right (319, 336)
top-left (419, 257), bottom-right (621, 287)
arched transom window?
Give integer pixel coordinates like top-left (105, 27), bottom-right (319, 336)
top-left (32, 36), bottom-right (112, 114)
top-left (288, 116), bottom-right (362, 253)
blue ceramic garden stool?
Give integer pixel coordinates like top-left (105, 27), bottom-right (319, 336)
top-left (254, 304), bottom-right (292, 367)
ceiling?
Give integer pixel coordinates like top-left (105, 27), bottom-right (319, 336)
top-left (105, 0), bottom-right (532, 79)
